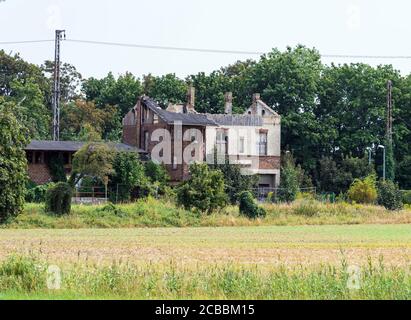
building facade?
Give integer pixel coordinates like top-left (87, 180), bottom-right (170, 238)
top-left (123, 88), bottom-right (282, 188)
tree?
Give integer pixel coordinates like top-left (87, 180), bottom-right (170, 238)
top-left (347, 175), bottom-right (378, 204)
top-left (83, 72), bottom-right (142, 117)
top-left (111, 152), bottom-right (146, 202)
top-left (0, 100), bottom-right (29, 221)
top-left (210, 159), bottom-right (258, 204)
top-left (377, 180), bottom-right (403, 211)
top-left (143, 74), bottom-right (187, 108)
top-left (176, 163), bottom-right (227, 213)
top-left (41, 61), bottom-right (83, 103)
top-left (60, 100), bottom-right (121, 141)
top-left (238, 191), bottom-right (266, 219)
top-left (7, 79), bottom-right (51, 139)
top-left (278, 154), bottom-right (300, 203)
top-left (397, 156), bottom-right (411, 189)
top-left (70, 143), bottom-right (115, 187)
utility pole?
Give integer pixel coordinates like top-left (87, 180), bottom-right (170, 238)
top-left (386, 80), bottom-right (393, 143)
top-left (52, 30), bottom-right (66, 141)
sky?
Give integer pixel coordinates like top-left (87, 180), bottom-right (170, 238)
top-left (1, 0), bottom-right (411, 79)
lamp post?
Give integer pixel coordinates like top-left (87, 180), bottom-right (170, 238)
top-left (366, 147), bottom-right (372, 165)
top-left (378, 145), bottom-right (386, 181)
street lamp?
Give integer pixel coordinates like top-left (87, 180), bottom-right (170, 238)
top-left (365, 147), bottom-right (372, 165)
top-left (378, 145), bottom-right (386, 181)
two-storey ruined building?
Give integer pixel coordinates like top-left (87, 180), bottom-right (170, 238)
top-left (122, 88), bottom-right (281, 188)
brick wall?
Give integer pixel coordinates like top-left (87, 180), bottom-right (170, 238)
top-left (28, 164), bottom-right (52, 185)
top-left (259, 156), bottom-right (281, 170)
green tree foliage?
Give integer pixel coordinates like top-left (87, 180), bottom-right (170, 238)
top-left (210, 160), bottom-right (259, 204)
top-left (377, 180), bottom-right (403, 211)
top-left (110, 152), bottom-right (145, 202)
top-left (60, 100), bottom-right (121, 141)
top-left (318, 156), bottom-right (374, 193)
top-left (176, 163), bottom-right (227, 213)
top-left (238, 191), bottom-right (266, 219)
top-left (397, 156), bottom-right (411, 189)
top-left (26, 183), bottom-right (55, 203)
top-left (83, 72), bottom-right (142, 117)
top-left (45, 182), bottom-right (73, 215)
top-left (41, 61), bottom-right (83, 103)
top-left (347, 175), bottom-right (378, 204)
top-left (143, 74), bottom-right (187, 108)
top-left (7, 79), bottom-right (51, 140)
top-left (278, 154), bottom-right (300, 203)
top-left (70, 143), bottom-right (116, 186)
top-left (144, 160), bottom-right (171, 195)
top-left (0, 100), bottom-right (29, 221)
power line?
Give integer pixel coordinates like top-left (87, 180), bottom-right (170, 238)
top-left (66, 39), bottom-right (264, 55)
top-left (2, 38), bottom-right (411, 59)
top-left (0, 40), bottom-right (54, 45)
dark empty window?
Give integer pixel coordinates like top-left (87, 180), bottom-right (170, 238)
top-left (258, 132), bottom-right (267, 156)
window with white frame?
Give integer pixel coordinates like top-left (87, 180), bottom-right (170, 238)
top-left (239, 137), bottom-right (245, 154)
top-left (216, 129), bottom-right (228, 155)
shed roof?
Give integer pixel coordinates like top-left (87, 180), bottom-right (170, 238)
top-left (25, 140), bottom-right (146, 153)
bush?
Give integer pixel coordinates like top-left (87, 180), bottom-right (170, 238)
top-left (45, 182), bottom-right (73, 215)
top-left (25, 183), bottom-right (55, 203)
top-left (377, 180), bottom-right (403, 211)
top-left (402, 191), bottom-right (411, 205)
top-left (238, 191), bottom-right (266, 219)
top-left (293, 200), bottom-right (321, 217)
top-left (278, 154), bottom-right (300, 203)
top-left (176, 163), bottom-right (227, 213)
top-left (347, 175), bottom-right (378, 204)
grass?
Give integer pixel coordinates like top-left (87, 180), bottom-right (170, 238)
top-left (0, 225), bottom-right (410, 267)
top-left (0, 225), bottom-right (410, 299)
top-left (0, 254), bottom-right (409, 300)
top-left (4, 198), bottom-right (411, 229)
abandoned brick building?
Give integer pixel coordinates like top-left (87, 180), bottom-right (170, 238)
top-left (122, 88), bottom-right (281, 188)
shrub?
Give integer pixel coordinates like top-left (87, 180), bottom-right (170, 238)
top-left (402, 191), bottom-right (411, 205)
top-left (45, 182), bottom-right (73, 215)
top-left (26, 183), bottom-right (55, 203)
top-left (238, 191), bottom-right (266, 219)
top-left (176, 163), bottom-right (227, 213)
top-left (347, 175), bottom-right (378, 204)
top-left (278, 154), bottom-right (300, 203)
top-left (293, 200), bottom-right (321, 217)
top-left (377, 180), bottom-right (403, 211)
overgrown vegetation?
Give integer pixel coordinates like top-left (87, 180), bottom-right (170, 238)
top-left (238, 191), bottom-right (266, 219)
top-left (377, 180), bottom-right (403, 211)
top-left (347, 175), bottom-right (378, 204)
top-left (0, 254), bottom-right (409, 300)
top-left (0, 100), bottom-right (28, 222)
top-left (45, 182), bottom-right (73, 215)
top-left (5, 198), bottom-right (411, 229)
top-left (176, 163), bottom-right (228, 213)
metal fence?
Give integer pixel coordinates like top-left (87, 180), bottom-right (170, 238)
top-left (253, 187), bottom-right (317, 202)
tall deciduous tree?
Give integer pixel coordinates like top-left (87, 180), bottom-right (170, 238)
top-left (0, 99), bottom-right (29, 221)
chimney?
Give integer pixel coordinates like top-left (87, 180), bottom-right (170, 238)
top-left (185, 86), bottom-right (195, 113)
top-left (224, 92), bottom-right (233, 115)
top-left (251, 93), bottom-right (260, 114)
top-left (252, 93), bottom-right (261, 104)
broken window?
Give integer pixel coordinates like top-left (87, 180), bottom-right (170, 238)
top-left (258, 132), bottom-right (267, 156)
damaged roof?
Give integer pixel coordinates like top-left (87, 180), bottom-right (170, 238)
top-left (25, 140), bottom-right (146, 153)
top-left (142, 97), bottom-right (218, 126)
top-left (206, 114), bottom-right (263, 127)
